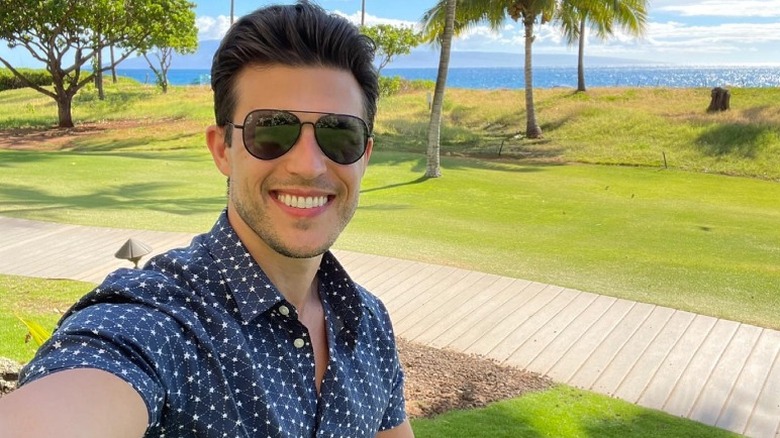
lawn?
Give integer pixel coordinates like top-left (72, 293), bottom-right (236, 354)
top-left (1, 145), bottom-right (778, 329)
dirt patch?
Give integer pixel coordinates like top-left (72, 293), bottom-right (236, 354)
top-left (398, 337), bottom-right (552, 418)
top-left (0, 118), bottom-right (182, 151)
top-left (1, 338), bottom-right (552, 418)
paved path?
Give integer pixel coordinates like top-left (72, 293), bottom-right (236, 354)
top-left (1, 216), bottom-right (778, 438)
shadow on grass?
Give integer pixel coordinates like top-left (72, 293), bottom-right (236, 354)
top-left (583, 411), bottom-right (739, 438)
top-left (412, 396), bottom-right (739, 438)
top-left (0, 182), bottom-right (224, 217)
top-left (361, 176), bottom-right (429, 194)
top-left (695, 123), bottom-right (774, 157)
top-left (369, 151), bottom-right (557, 176)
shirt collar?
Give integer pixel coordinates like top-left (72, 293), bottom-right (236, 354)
top-left (204, 210), bottom-right (364, 334)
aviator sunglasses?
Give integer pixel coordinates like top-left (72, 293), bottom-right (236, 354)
top-left (227, 109), bottom-right (370, 165)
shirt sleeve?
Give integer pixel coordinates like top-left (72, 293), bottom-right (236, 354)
top-left (19, 302), bottom-right (170, 429)
top-left (379, 344), bottom-right (408, 431)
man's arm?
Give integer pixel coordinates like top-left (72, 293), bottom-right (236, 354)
top-left (0, 368), bottom-right (148, 438)
top-left (377, 419), bottom-right (415, 438)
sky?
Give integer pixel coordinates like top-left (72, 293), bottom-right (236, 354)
top-left (2, 0), bottom-right (780, 67)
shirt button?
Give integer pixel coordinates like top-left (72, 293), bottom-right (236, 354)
top-left (293, 338), bottom-right (305, 349)
top-left (278, 305), bottom-right (290, 316)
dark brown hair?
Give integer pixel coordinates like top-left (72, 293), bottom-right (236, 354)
top-left (210, 1), bottom-right (378, 143)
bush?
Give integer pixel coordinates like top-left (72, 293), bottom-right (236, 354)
top-left (379, 75), bottom-right (402, 97)
top-left (379, 75), bottom-right (435, 97)
top-left (0, 68), bottom-right (53, 91)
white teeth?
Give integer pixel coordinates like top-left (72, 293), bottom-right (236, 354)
top-left (277, 193), bottom-right (328, 209)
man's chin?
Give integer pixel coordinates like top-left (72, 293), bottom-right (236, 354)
top-left (268, 234), bottom-right (334, 259)
top-left (273, 245), bottom-right (330, 259)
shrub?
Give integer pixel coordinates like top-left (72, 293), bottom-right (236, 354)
top-left (379, 76), bottom-right (435, 97)
top-left (379, 75), bottom-right (403, 97)
top-left (0, 68), bottom-right (53, 91)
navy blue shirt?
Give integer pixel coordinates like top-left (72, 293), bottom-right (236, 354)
top-left (20, 211), bottom-right (406, 437)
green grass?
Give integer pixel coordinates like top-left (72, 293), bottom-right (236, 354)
top-left (0, 275), bottom-right (93, 363)
top-left (0, 275), bottom-right (740, 437)
top-left (376, 87), bottom-right (780, 181)
top-left (410, 385), bottom-right (740, 438)
top-left (2, 147), bottom-right (777, 328)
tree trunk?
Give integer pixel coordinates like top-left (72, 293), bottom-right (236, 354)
top-left (425, 0), bottom-right (456, 178)
top-left (56, 93), bottom-right (75, 128)
top-left (577, 17), bottom-right (586, 92)
top-left (523, 16), bottom-right (542, 139)
top-left (110, 45), bottom-right (118, 83)
top-left (95, 39), bottom-right (105, 100)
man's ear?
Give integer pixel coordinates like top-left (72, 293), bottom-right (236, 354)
top-left (360, 136), bottom-right (374, 175)
top-left (206, 125), bottom-right (231, 177)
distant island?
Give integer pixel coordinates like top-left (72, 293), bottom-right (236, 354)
top-left (118, 39), bottom-right (661, 70)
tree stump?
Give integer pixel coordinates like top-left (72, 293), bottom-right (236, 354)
top-left (707, 87), bottom-right (730, 112)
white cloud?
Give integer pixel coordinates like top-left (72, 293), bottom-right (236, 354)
top-left (196, 15), bottom-right (232, 41)
top-left (333, 10), bottom-right (419, 29)
top-left (192, 6), bottom-right (780, 65)
top-left (656, 0), bottom-right (780, 17)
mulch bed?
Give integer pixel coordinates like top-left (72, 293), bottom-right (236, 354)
top-left (398, 337), bottom-right (552, 418)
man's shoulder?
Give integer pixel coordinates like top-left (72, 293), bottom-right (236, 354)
top-left (71, 235), bottom-right (212, 311)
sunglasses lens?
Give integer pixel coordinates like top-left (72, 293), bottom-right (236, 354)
top-left (244, 111), bottom-right (300, 160)
top-left (240, 110), bottom-right (368, 164)
top-left (315, 114), bottom-right (367, 165)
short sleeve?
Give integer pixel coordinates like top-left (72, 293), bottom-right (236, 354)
top-left (19, 303), bottom-right (170, 428)
top-left (378, 343), bottom-right (407, 431)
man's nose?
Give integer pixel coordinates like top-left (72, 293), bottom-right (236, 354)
top-left (282, 123), bottom-right (328, 177)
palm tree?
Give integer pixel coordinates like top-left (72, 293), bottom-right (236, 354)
top-left (423, 0), bottom-right (557, 139)
top-left (558, 0), bottom-right (647, 92)
top-left (422, 0), bottom-right (458, 178)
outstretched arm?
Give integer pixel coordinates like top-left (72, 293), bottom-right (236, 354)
top-left (377, 419), bottom-right (415, 438)
top-left (0, 368), bottom-right (148, 438)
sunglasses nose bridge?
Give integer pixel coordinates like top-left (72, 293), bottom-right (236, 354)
top-left (296, 120), bottom-right (319, 147)
top-left (284, 120), bottom-right (329, 174)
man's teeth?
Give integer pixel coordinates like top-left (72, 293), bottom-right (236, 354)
top-left (277, 194), bottom-right (328, 209)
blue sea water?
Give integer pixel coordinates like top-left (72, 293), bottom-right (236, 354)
top-left (117, 65), bottom-right (780, 89)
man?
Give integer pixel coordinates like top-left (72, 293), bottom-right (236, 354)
top-left (0, 2), bottom-right (413, 437)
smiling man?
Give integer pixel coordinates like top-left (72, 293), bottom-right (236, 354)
top-left (0, 2), bottom-right (413, 437)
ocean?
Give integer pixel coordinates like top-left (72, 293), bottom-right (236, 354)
top-left (117, 65), bottom-right (780, 89)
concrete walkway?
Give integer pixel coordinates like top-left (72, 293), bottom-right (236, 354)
top-left (1, 216), bottom-right (778, 438)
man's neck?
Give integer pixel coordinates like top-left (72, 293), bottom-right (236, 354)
top-left (226, 208), bottom-right (322, 310)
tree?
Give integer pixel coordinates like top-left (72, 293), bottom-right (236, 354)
top-left (142, 4), bottom-right (198, 94)
top-left (421, 0), bottom-right (458, 178)
top-left (0, 0), bottom-right (198, 128)
top-left (558, 0), bottom-right (647, 92)
top-left (422, 0), bottom-right (557, 139)
top-left (361, 24), bottom-right (422, 73)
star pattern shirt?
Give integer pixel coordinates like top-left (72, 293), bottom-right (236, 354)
top-left (20, 211), bottom-right (407, 437)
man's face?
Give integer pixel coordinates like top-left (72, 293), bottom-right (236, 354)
top-left (208, 65), bottom-right (373, 259)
